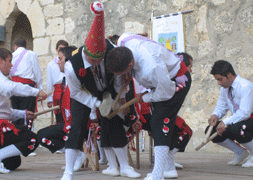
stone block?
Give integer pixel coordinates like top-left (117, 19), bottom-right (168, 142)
top-left (43, 4), bottom-right (63, 18)
top-left (65, 18), bottom-right (75, 34)
top-left (34, 37), bottom-right (50, 56)
top-left (46, 18), bottom-right (64, 36)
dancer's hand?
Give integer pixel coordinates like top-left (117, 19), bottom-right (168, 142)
top-left (26, 111), bottom-right (36, 120)
top-left (208, 114), bottom-right (218, 126)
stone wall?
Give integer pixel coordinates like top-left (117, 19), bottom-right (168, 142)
top-left (0, 0), bottom-right (253, 152)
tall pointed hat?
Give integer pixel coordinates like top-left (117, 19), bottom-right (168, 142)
top-left (84, 1), bottom-right (106, 58)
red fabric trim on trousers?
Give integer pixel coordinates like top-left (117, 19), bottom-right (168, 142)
top-left (175, 61), bottom-right (188, 78)
top-left (175, 116), bottom-right (192, 139)
top-left (61, 86), bottom-right (72, 134)
top-left (12, 76), bottom-right (35, 85)
top-left (53, 84), bottom-right (62, 114)
top-left (130, 78), bottom-right (146, 123)
top-left (0, 119), bottom-right (20, 145)
top-left (250, 114), bottom-right (253, 119)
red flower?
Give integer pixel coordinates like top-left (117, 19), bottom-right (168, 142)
top-left (79, 68), bottom-right (86, 77)
top-left (29, 145), bottom-right (34, 150)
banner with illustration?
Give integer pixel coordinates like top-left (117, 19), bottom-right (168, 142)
top-left (152, 14), bottom-right (184, 54)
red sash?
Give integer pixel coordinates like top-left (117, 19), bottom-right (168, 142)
top-left (175, 61), bottom-right (188, 78)
top-left (12, 76), bottom-right (35, 85)
top-left (0, 119), bottom-right (20, 145)
top-left (53, 84), bottom-right (62, 114)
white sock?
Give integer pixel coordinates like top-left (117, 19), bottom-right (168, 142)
top-left (164, 150), bottom-right (176, 171)
top-left (152, 146), bottom-right (169, 180)
top-left (97, 140), bottom-right (106, 160)
top-left (104, 147), bottom-right (117, 169)
top-left (217, 139), bottom-right (245, 155)
top-left (64, 149), bottom-right (79, 175)
top-left (0, 145), bottom-right (22, 162)
top-left (242, 140), bottom-right (253, 157)
top-left (113, 146), bottom-right (129, 170)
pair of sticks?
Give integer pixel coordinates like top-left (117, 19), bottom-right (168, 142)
top-left (195, 125), bottom-right (227, 151)
top-left (99, 84), bottom-right (139, 120)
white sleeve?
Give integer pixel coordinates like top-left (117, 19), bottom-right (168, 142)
top-left (9, 109), bottom-right (26, 121)
top-left (31, 52), bottom-right (43, 90)
top-left (212, 89), bottom-right (229, 121)
top-left (0, 78), bottom-right (39, 97)
top-left (142, 64), bottom-right (175, 102)
top-left (47, 63), bottom-right (53, 102)
top-left (222, 85), bottom-right (253, 125)
top-left (65, 62), bottom-right (101, 119)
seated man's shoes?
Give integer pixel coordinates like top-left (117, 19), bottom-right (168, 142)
top-left (73, 151), bottom-right (87, 171)
top-left (120, 166), bottom-right (141, 178)
top-left (164, 170), bottom-right (178, 179)
top-left (0, 163), bottom-right (10, 174)
top-left (143, 173), bottom-right (164, 180)
top-left (228, 150), bottom-right (249, 166)
top-left (174, 162), bottom-right (183, 169)
top-left (242, 157), bottom-right (253, 168)
top-left (60, 172), bottom-right (73, 180)
top-left (102, 167), bottom-right (120, 176)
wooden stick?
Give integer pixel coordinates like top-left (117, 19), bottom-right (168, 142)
top-left (51, 111), bottom-right (54, 125)
top-left (195, 132), bottom-right (218, 151)
top-left (92, 131), bottom-right (99, 171)
top-left (34, 106), bottom-right (60, 116)
top-left (111, 84), bottom-right (126, 110)
top-left (205, 125), bottom-right (213, 142)
top-left (107, 97), bottom-right (138, 119)
top-left (37, 92), bottom-right (53, 101)
top-left (83, 143), bottom-right (96, 171)
top-left (135, 128), bottom-right (140, 169)
top-left (127, 145), bottom-right (134, 166)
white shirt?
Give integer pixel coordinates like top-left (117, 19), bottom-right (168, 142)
top-left (11, 47), bottom-right (43, 90)
top-left (117, 33), bottom-right (181, 102)
top-left (0, 71), bottom-right (39, 121)
top-left (212, 75), bottom-right (253, 125)
top-left (47, 57), bottom-right (65, 102)
top-left (64, 48), bottom-right (106, 119)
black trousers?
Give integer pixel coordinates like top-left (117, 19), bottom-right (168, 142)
top-left (150, 71), bottom-right (192, 148)
top-left (205, 118), bottom-right (253, 144)
top-left (37, 123), bottom-right (65, 153)
top-left (65, 99), bottom-right (90, 150)
top-left (100, 115), bottom-right (128, 148)
top-left (11, 83), bottom-right (36, 127)
top-left (0, 125), bottom-right (38, 170)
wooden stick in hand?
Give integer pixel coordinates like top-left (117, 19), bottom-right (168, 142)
top-left (34, 105), bottom-right (60, 117)
top-left (107, 97), bottom-right (138, 119)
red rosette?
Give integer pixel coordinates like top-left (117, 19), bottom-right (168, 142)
top-left (163, 126), bottom-right (169, 133)
top-left (96, 135), bottom-right (100, 140)
top-left (47, 140), bottom-right (52, 146)
top-left (164, 118), bottom-right (170, 124)
top-left (130, 115), bottom-right (136, 120)
top-left (29, 145), bottom-right (34, 150)
top-left (63, 136), bottom-right (68, 141)
top-left (179, 136), bottom-right (183, 141)
top-left (242, 125), bottom-right (246, 130)
top-left (31, 138), bottom-right (36, 143)
top-left (240, 130), bottom-right (244, 136)
top-left (79, 68), bottom-right (86, 77)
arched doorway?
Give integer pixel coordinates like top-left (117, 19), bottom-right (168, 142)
top-left (11, 12), bottom-right (33, 51)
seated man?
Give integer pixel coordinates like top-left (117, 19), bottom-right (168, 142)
top-left (206, 60), bottom-right (253, 167)
top-left (0, 48), bottom-right (46, 173)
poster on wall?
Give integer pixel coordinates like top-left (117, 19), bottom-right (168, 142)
top-left (152, 14), bottom-right (184, 54)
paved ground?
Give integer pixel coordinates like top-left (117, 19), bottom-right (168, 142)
top-left (0, 150), bottom-right (252, 180)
